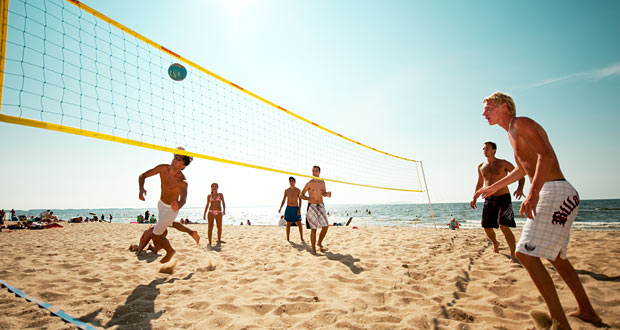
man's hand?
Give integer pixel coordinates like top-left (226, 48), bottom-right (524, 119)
top-left (326, 191), bottom-right (332, 198)
top-left (139, 188), bottom-right (147, 201)
top-left (469, 198), bottom-right (477, 209)
top-left (171, 200), bottom-right (180, 211)
top-left (297, 209), bottom-right (301, 216)
top-left (519, 192), bottom-right (539, 219)
top-left (474, 185), bottom-right (499, 200)
top-left (513, 187), bottom-right (525, 200)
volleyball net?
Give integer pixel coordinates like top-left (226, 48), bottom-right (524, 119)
top-left (0, 0), bottom-right (424, 193)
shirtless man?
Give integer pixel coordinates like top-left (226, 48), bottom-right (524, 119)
top-left (301, 166), bottom-right (331, 253)
top-left (138, 147), bottom-right (200, 263)
top-left (470, 141), bottom-right (524, 262)
top-left (278, 176), bottom-right (304, 241)
top-left (474, 92), bottom-right (601, 329)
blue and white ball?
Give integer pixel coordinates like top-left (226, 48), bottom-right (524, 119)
top-left (168, 63), bottom-right (187, 81)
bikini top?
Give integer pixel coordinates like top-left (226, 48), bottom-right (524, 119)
top-left (209, 194), bottom-right (221, 202)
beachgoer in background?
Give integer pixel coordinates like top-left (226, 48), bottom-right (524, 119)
top-left (470, 141), bottom-right (524, 263)
top-left (203, 182), bottom-right (225, 245)
top-left (301, 165), bottom-right (331, 253)
top-left (474, 92), bottom-right (601, 328)
top-left (447, 217), bottom-right (460, 230)
top-left (279, 176), bottom-right (304, 241)
top-left (11, 209), bottom-right (16, 221)
top-left (109, 214), bottom-right (112, 222)
top-left (138, 147), bottom-right (200, 263)
top-left (246, 219), bottom-right (251, 225)
top-left (240, 221), bottom-right (243, 225)
top-left (145, 210), bottom-right (150, 223)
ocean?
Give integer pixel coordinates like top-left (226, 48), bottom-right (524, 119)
top-left (7, 199), bottom-right (620, 231)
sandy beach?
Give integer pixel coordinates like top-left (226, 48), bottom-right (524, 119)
top-left (0, 223), bottom-right (618, 329)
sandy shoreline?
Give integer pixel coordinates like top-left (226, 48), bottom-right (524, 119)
top-left (0, 223), bottom-right (618, 329)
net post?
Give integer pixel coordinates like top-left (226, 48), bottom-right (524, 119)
top-left (0, 0), bottom-right (9, 112)
top-left (419, 161), bottom-right (436, 229)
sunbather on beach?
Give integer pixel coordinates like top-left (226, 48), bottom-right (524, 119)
top-left (301, 165), bottom-right (331, 253)
top-left (132, 225), bottom-right (167, 255)
top-left (138, 147), bottom-right (200, 263)
top-left (203, 183), bottom-right (225, 245)
top-left (279, 176), bottom-right (304, 242)
top-left (475, 92), bottom-right (601, 329)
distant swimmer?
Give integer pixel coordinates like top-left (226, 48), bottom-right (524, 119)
top-left (203, 183), bottom-right (226, 246)
top-left (138, 147), bottom-right (200, 263)
top-left (301, 165), bottom-right (331, 253)
top-left (279, 176), bottom-right (304, 242)
top-left (474, 92), bottom-right (601, 328)
top-left (447, 217), bottom-right (460, 230)
top-left (470, 141), bottom-right (524, 263)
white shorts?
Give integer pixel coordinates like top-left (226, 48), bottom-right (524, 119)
top-left (153, 200), bottom-right (178, 235)
top-left (516, 180), bottom-right (580, 260)
top-left (306, 204), bottom-right (329, 229)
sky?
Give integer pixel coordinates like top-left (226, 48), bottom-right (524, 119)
top-left (1, 0), bottom-right (619, 210)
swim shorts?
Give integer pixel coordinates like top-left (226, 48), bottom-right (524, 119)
top-left (516, 180), bottom-right (579, 260)
top-left (284, 206), bottom-right (301, 222)
top-left (306, 204), bottom-right (329, 229)
top-left (482, 193), bottom-right (516, 228)
top-left (153, 200), bottom-right (178, 235)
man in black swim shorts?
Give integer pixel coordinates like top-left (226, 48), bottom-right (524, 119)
top-left (470, 141), bottom-right (524, 262)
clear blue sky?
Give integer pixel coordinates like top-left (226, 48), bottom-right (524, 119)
top-left (1, 0), bottom-right (619, 210)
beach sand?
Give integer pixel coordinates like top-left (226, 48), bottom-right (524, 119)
top-left (0, 223), bottom-right (618, 329)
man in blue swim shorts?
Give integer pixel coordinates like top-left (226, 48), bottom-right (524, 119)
top-left (278, 176), bottom-right (304, 242)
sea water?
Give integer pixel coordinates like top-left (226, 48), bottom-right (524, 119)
top-left (8, 199), bottom-right (620, 231)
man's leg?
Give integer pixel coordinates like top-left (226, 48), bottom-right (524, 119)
top-left (516, 252), bottom-right (570, 330)
top-left (549, 255), bottom-right (602, 324)
top-left (136, 227), bottom-right (154, 255)
top-left (310, 229), bottom-right (317, 253)
top-left (171, 221), bottom-right (200, 244)
top-left (286, 222), bottom-right (291, 241)
top-left (499, 225), bottom-right (517, 262)
top-left (484, 228), bottom-right (500, 253)
top-left (296, 221), bottom-right (304, 241)
top-left (317, 226), bottom-right (328, 251)
top-left (152, 233), bottom-right (175, 263)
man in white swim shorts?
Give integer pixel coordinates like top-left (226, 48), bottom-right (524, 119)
top-left (138, 147), bottom-right (200, 263)
top-left (301, 165), bottom-right (331, 253)
top-left (474, 92), bottom-right (601, 329)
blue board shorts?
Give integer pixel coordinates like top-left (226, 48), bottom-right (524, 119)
top-left (284, 206), bottom-right (301, 222)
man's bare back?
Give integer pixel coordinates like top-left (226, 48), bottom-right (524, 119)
top-left (508, 117), bottom-right (564, 182)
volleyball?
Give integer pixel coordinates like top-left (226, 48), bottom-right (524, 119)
top-left (168, 63), bottom-right (187, 81)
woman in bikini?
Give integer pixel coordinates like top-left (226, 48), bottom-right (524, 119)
top-left (203, 183), bottom-right (226, 245)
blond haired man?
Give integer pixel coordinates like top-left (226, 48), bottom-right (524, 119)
top-left (474, 92), bottom-right (600, 329)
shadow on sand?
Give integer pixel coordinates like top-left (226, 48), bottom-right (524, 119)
top-left (78, 273), bottom-right (193, 329)
top-left (289, 241), bottom-right (363, 274)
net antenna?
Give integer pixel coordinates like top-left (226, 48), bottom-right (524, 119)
top-left (0, 0), bottom-right (435, 220)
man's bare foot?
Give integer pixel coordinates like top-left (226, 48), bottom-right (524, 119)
top-left (492, 241), bottom-right (499, 253)
top-left (160, 250), bottom-right (176, 263)
top-left (568, 309), bottom-right (602, 324)
top-left (509, 256), bottom-right (520, 263)
top-left (318, 245), bottom-right (327, 252)
top-left (191, 231), bottom-right (200, 244)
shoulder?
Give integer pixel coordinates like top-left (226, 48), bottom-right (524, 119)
top-left (511, 116), bottom-right (539, 131)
